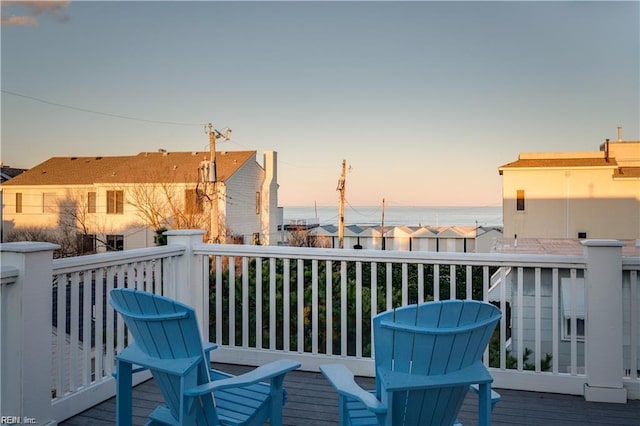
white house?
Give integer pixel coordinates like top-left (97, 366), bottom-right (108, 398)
top-left (1, 150), bottom-right (280, 253)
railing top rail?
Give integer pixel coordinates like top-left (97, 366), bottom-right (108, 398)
top-left (622, 256), bottom-right (640, 269)
top-left (0, 265), bottom-right (19, 285)
top-left (52, 244), bottom-right (186, 275)
top-left (193, 243), bottom-right (587, 269)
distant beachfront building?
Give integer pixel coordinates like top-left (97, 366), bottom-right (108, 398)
top-left (1, 150), bottom-right (280, 253)
top-left (499, 134), bottom-right (640, 240)
top-left (302, 224), bottom-right (502, 253)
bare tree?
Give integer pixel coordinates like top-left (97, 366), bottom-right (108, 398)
top-left (126, 182), bottom-right (208, 231)
top-left (286, 224), bottom-right (323, 247)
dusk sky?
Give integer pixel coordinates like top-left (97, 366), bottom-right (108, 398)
top-left (2, 1), bottom-right (638, 207)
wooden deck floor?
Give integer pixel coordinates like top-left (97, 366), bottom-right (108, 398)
top-left (62, 363), bottom-right (640, 426)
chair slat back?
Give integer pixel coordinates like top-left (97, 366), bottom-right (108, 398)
top-left (373, 300), bottom-right (501, 426)
top-left (110, 289), bottom-right (217, 424)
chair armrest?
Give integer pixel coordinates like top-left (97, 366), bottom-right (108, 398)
top-left (203, 342), bottom-right (217, 358)
top-left (184, 359), bottom-right (301, 396)
top-left (470, 384), bottom-right (501, 407)
top-left (319, 364), bottom-right (386, 414)
top-left (116, 344), bottom-right (201, 376)
top-left (378, 360), bottom-right (493, 392)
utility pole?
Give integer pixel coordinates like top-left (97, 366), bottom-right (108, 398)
top-left (337, 159), bottom-right (346, 249)
top-left (206, 123), bottom-right (219, 243)
top-left (381, 198), bottom-right (386, 250)
top-left (203, 123), bottom-right (231, 244)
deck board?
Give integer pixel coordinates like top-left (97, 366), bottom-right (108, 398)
top-left (62, 363), bottom-right (640, 425)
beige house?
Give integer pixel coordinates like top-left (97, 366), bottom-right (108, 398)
top-left (1, 150), bottom-right (280, 253)
top-left (499, 138), bottom-right (640, 240)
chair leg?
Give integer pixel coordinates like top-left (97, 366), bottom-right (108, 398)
top-left (477, 383), bottom-right (492, 426)
top-left (269, 375), bottom-right (286, 426)
top-left (116, 359), bottom-right (133, 426)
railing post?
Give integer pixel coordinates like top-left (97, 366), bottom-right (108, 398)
top-left (0, 242), bottom-right (59, 425)
top-left (164, 230), bottom-right (208, 342)
top-left (582, 239), bottom-right (627, 403)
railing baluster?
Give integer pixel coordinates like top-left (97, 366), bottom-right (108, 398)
top-left (70, 271), bottom-right (80, 392)
top-left (82, 270), bottom-right (92, 386)
top-left (418, 264), bottom-right (424, 303)
top-left (401, 263), bottom-right (408, 306)
top-left (326, 260), bottom-right (333, 356)
top-left (450, 264), bottom-right (456, 300)
top-left (569, 268), bottom-right (577, 375)
top-left (215, 256), bottom-right (222, 346)
top-left (482, 266), bottom-right (489, 365)
top-left (312, 260), bottom-right (319, 355)
top-left (55, 273), bottom-right (66, 397)
top-left (116, 265), bottom-right (125, 355)
top-left (229, 256), bottom-right (236, 347)
top-left (499, 267), bottom-right (507, 370)
top-left (297, 259), bottom-right (304, 353)
top-left (256, 257), bottom-right (263, 350)
top-left (282, 258), bottom-right (290, 352)
top-left (105, 267), bottom-right (115, 376)
top-left (552, 268), bottom-right (559, 374)
top-left (341, 261), bottom-right (347, 357)
top-left (95, 268), bottom-right (104, 382)
top-left (534, 268), bottom-right (542, 373)
top-left (370, 262), bottom-right (377, 318)
top-left (385, 262), bottom-right (392, 310)
top-left (356, 261), bottom-right (362, 358)
top-left (242, 257), bottom-right (249, 348)
top-left (629, 270), bottom-right (638, 380)
top-left (466, 265), bottom-right (472, 300)
top-left (517, 267), bottom-right (524, 371)
top-left (434, 264), bottom-right (440, 302)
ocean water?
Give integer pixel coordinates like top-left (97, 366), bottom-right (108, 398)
top-left (283, 205), bottom-right (503, 227)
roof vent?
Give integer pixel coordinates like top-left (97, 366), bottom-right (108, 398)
top-left (158, 148), bottom-right (167, 153)
top-left (96, 157), bottom-right (103, 160)
top-left (71, 157), bottom-right (77, 160)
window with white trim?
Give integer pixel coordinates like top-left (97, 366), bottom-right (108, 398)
top-left (561, 277), bottom-right (585, 341)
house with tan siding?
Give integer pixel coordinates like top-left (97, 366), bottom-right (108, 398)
top-left (499, 139), bottom-right (640, 240)
top-left (1, 150), bottom-right (280, 253)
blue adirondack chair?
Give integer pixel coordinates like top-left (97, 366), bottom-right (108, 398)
top-left (320, 299), bottom-right (502, 426)
top-left (110, 288), bottom-right (301, 425)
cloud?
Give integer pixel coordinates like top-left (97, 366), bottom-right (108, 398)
top-left (1, 14), bottom-right (38, 26)
top-left (1, 1), bottom-right (71, 26)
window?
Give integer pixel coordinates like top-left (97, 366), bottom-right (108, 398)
top-left (106, 234), bottom-right (124, 251)
top-left (255, 192), bottom-right (261, 214)
top-left (561, 278), bottom-right (585, 341)
top-left (77, 233), bottom-right (96, 254)
top-left (185, 189), bottom-right (203, 214)
top-left (516, 189), bottom-right (525, 211)
top-left (106, 190), bottom-right (124, 214)
top-left (15, 192), bottom-right (22, 213)
top-left (87, 192), bottom-right (96, 213)
top-left (43, 192), bottom-right (57, 214)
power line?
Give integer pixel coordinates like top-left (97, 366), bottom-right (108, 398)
top-left (1, 89), bottom-right (205, 126)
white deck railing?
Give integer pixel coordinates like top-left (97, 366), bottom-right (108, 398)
top-left (0, 233), bottom-right (638, 424)
top-left (50, 244), bottom-right (186, 421)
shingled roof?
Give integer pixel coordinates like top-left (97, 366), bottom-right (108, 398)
top-left (2, 151), bottom-right (256, 186)
top-left (499, 157), bottom-right (618, 170)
